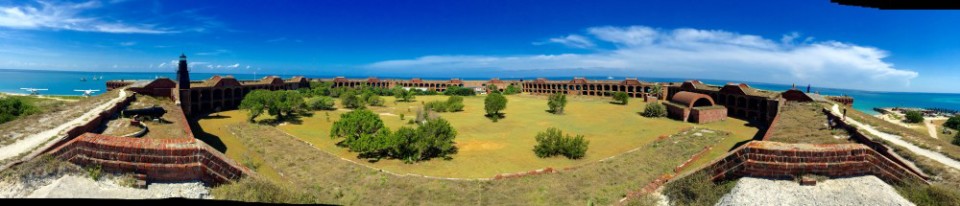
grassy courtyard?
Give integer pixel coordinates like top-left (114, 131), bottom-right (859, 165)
top-left (197, 93), bottom-right (757, 179)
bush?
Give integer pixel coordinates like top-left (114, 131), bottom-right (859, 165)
top-left (642, 103), bottom-right (667, 118)
top-left (0, 97), bottom-right (38, 124)
top-left (426, 95), bottom-right (465, 113)
top-left (613, 92), bottom-right (629, 105)
top-left (953, 132), bottom-right (960, 146)
top-left (365, 93), bottom-right (385, 107)
top-left (392, 86), bottom-right (416, 102)
top-left (905, 111), bottom-right (924, 123)
top-left (443, 86), bottom-right (475, 96)
top-left (503, 84), bottom-right (521, 95)
top-left (533, 127), bottom-right (589, 159)
top-left (484, 93), bottom-right (507, 120)
top-left (945, 116), bottom-right (960, 130)
top-left (340, 90), bottom-right (364, 109)
top-left (305, 96), bottom-right (335, 110)
top-left (330, 109), bottom-right (457, 162)
top-left (662, 171), bottom-right (736, 206)
top-left (547, 93), bottom-right (567, 114)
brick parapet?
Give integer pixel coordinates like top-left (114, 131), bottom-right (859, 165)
top-left (704, 141), bottom-right (926, 184)
top-left (47, 133), bottom-right (250, 185)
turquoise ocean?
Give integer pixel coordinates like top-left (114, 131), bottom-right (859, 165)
top-left (1, 69), bottom-right (957, 115)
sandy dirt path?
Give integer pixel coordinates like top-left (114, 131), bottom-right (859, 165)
top-left (832, 104), bottom-right (960, 170)
top-left (925, 119), bottom-right (938, 139)
top-left (0, 90), bottom-right (127, 162)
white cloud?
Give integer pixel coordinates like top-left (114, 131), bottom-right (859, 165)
top-left (0, 1), bottom-right (175, 34)
top-left (227, 63), bottom-right (239, 68)
top-left (120, 41), bottom-right (136, 46)
top-left (537, 34), bottom-right (595, 49)
top-left (367, 25), bottom-right (919, 91)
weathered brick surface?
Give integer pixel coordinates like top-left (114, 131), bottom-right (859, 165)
top-left (47, 133), bottom-right (250, 185)
top-left (705, 141), bottom-right (926, 184)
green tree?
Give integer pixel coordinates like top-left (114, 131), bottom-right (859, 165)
top-left (271, 90), bottom-right (304, 120)
top-left (486, 84), bottom-right (500, 94)
top-left (484, 93), bottom-right (508, 120)
top-left (547, 93), bottom-right (567, 114)
top-left (239, 90), bottom-right (271, 122)
top-left (363, 91), bottom-right (385, 107)
top-left (642, 103), bottom-right (667, 118)
top-left (443, 86), bottom-right (475, 96)
top-left (533, 127), bottom-right (589, 159)
top-left (944, 116), bottom-right (960, 130)
top-left (445, 95), bottom-right (464, 112)
top-left (0, 97), bottom-right (38, 124)
top-left (340, 90), bottom-right (364, 109)
top-left (392, 86), bottom-right (416, 102)
top-left (416, 117), bottom-right (458, 160)
top-left (613, 92), bottom-right (629, 105)
top-left (905, 111), bottom-right (924, 123)
top-left (649, 84), bottom-right (662, 97)
top-left (305, 96), bottom-right (335, 110)
top-left (330, 110), bottom-right (389, 155)
top-left (503, 84), bottom-right (522, 95)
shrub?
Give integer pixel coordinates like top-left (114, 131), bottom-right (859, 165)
top-left (392, 86), bottom-right (416, 102)
top-left (340, 90), bottom-right (364, 109)
top-left (662, 171), bottom-right (737, 206)
top-left (426, 96), bottom-right (464, 113)
top-left (547, 93), bottom-right (567, 114)
top-left (945, 116), bottom-right (960, 130)
top-left (0, 97), bottom-right (38, 124)
top-left (953, 132), bottom-right (960, 146)
top-left (904, 111), bottom-right (924, 123)
top-left (613, 92), bottom-right (629, 105)
top-left (503, 84), bottom-right (521, 95)
top-left (443, 86), bottom-right (475, 96)
top-left (330, 109), bottom-right (388, 155)
top-left (533, 127), bottom-right (589, 159)
top-left (642, 103), bottom-right (667, 118)
top-left (366, 94), bottom-right (385, 107)
top-left (305, 96), bottom-right (335, 110)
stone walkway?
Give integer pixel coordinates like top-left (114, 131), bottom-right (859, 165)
top-left (716, 176), bottom-right (914, 206)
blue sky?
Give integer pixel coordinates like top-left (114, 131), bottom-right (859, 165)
top-left (1, 0), bottom-right (959, 93)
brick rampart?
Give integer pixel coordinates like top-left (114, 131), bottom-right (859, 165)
top-left (48, 133), bottom-right (250, 185)
top-left (821, 108), bottom-right (928, 180)
top-left (690, 107), bottom-right (727, 124)
top-left (706, 141), bottom-right (926, 184)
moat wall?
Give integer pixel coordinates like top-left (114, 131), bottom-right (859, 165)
top-left (706, 141), bottom-right (926, 184)
top-left (48, 133), bottom-right (249, 185)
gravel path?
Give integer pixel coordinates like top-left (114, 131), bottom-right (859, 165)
top-left (831, 104), bottom-right (960, 170)
top-left (24, 175), bottom-right (210, 199)
top-left (716, 176), bottom-right (914, 206)
top-left (0, 90), bottom-right (127, 162)
top-left (924, 119), bottom-right (938, 139)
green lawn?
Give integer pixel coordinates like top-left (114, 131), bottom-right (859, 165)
top-left (271, 94), bottom-right (757, 178)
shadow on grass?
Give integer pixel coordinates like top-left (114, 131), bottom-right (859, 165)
top-left (485, 113), bottom-right (506, 122)
top-left (190, 115), bottom-right (228, 153)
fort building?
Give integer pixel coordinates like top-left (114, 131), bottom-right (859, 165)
top-left (667, 80), bottom-right (783, 124)
top-left (664, 91), bottom-right (728, 124)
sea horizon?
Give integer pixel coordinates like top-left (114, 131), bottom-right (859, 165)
top-left (2, 68), bottom-right (957, 115)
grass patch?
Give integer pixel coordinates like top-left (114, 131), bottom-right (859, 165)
top-left (662, 171), bottom-right (737, 206)
top-left (215, 122), bottom-right (728, 205)
top-left (895, 181), bottom-right (960, 206)
top-left (212, 177), bottom-right (319, 204)
top-left (767, 102), bottom-right (852, 144)
top-left (269, 94), bottom-right (756, 178)
top-left (841, 104), bottom-right (960, 162)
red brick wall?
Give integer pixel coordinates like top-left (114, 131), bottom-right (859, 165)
top-left (665, 103), bottom-right (690, 122)
top-left (691, 107), bottom-right (727, 124)
top-left (47, 133), bottom-right (250, 185)
top-left (705, 141), bottom-right (926, 184)
top-left (760, 112), bottom-right (782, 141)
